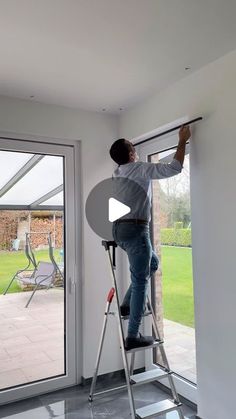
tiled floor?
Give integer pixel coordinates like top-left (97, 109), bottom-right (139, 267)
top-left (0, 380), bottom-right (197, 418)
top-left (0, 290), bottom-right (196, 389)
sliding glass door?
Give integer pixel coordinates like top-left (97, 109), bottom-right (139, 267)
top-left (0, 136), bottom-right (80, 404)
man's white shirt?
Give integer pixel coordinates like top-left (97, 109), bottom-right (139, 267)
top-left (113, 159), bottom-right (182, 221)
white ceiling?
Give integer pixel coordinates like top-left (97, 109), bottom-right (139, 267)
top-left (1, 0), bottom-right (236, 114)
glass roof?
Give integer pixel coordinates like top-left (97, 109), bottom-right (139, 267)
top-left (0, 151), bottom-right (33, 189)
top-left (41, 191), bottom-right (64, 207)
top-left (0, 151), bottom-right (64, 209)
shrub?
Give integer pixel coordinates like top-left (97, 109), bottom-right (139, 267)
top-left (174, 222), bottom-right (183, 229)
top-left (161, 228), bottom-right (192, 247)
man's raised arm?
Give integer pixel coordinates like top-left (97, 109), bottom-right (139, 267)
top-left (174, 125), bottom-right (191, 166)
top-left (139, 125), bottom-right (191, 180)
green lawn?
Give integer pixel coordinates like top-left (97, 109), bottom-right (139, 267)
top-left (0, 249), bottom-right (60, 294)
top-left (161, 245), bottom-right (195, 328)
top-left (0, 246), bottom-right (194, 328)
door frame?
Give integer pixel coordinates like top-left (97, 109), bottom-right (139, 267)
top-left (137, 131), bottom-right (197, 404)
top-left (0, 131), bottom-right (82, 405)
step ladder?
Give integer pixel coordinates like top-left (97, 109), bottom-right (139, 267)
top-left (89, 240), bottom-right (185, 419)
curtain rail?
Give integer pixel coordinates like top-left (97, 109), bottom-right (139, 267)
top-left (134, 117), bottom-right (203, 146)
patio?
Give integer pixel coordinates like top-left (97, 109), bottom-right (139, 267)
top-left (0, 289), bottom-right (64, 389)
top-left (0, 289), bottom-right (196, 390)
top-left (163, 319), bottom-right (196, 384)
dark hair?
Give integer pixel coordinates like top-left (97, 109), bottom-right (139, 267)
top-left (109, 138), bottom-right (134, 165)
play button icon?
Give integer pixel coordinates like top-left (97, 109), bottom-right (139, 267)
top-left (85, 176), bottom-right (149, 241)
top-left (108, 198), bottom-right (131, 222)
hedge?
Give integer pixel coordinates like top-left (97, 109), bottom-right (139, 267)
top-left (160, 228), bottom-right (192, 247)
top-left (174, 222), bottom-right (183, 229)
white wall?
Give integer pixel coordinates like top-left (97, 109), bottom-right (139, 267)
top-left (119, 49), bottom-right (236, 419)
top-left (0, 96), bottom-right (124, 379)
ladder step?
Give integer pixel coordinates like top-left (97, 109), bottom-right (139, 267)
top-left (136, 399), bottom-right (181, 419)
top-left (130, 368), bottom-right (169, 385)
top-left (126, 340), bottom-right (163, 354)
top-left (121, 311), bottom-right (152, 320)
top-left (137, 411), bottom-right (184, 419)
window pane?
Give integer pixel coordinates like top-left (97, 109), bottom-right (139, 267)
top-left (0, 154), bottom-right (63, 206)
top-left (151, 150), bottom-right (196, 384)
top-left (41, 192), bottom-right (64, 206)
top-left (0, 151), bottom-right (33, 189)
top-left (0, 149), bottom-right (65, 390)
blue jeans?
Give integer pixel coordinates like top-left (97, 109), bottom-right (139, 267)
top-left (112, 222), bottom-right (159, 338)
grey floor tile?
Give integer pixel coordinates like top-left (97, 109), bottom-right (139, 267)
top-left (0, 381), bottom-right (197, 419)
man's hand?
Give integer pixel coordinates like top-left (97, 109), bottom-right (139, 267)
top-left (174, 125), bottom-right (191, 167)
top-left (179, 125), bottom-right (191, 145)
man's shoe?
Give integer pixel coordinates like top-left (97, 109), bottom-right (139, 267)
top-left (120, 305), bottom-right (130, 317)
top-left (125, 334), bottom-right (154, 350)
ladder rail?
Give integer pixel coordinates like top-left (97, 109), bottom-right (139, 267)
top-left (89, 297), bottom-right (112, 401)
top-left (130, 353), bottom-right (135, 376)
top-left (107, 247), bottom-right (136, 419)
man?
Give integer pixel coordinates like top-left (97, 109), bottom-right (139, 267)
top-left (109, 125), bottom-right (191, 350)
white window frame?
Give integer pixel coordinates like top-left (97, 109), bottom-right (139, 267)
top-left (0, 132), bottom-right (82, 405)
top-left (137, 131), bottom-right (197, 404)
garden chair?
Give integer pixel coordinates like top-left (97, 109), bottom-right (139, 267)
top-left (4, 261), bottom-right (57, 308)
top-left (3, 232), bottom-right (38, 297)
